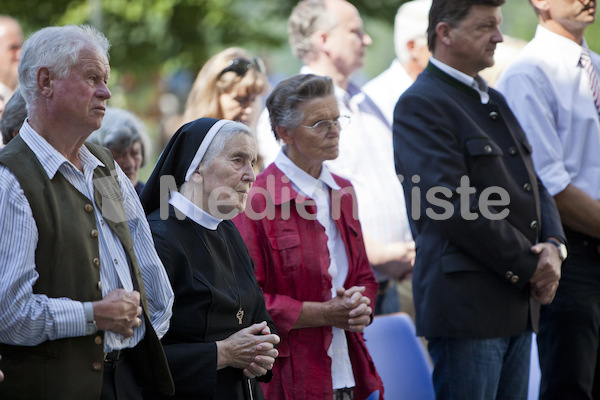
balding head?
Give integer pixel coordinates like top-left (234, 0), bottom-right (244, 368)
top-left (288, 0), bottom-right (371, 88)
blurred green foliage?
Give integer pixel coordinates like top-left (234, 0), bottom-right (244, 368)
top-left (2, 0), bottom-right (294, 77)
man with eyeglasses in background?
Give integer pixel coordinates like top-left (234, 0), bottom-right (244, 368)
top-left (256, 0), bottom-right (416, 317)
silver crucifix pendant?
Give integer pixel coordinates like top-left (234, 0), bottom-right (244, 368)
top-left (236, 308), bottom-right (244, 325)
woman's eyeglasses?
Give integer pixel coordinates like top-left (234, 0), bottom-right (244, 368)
top-left (300, 115), bottom-right (351, 135)
top-left (218, 57), bottom-right (266, 79)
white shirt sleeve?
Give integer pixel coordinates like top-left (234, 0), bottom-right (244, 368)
top-left (255, 107), bottom-right (282, 169)
top-left (496, 67), bottom-right (571, 196)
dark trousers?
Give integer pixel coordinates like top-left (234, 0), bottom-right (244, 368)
top-left (333, 388), bottom-right (354, 400)
top-left (375, 280), bottom-right (400, 315)
top-left (538, 228), bottom-right (600, 400)
top-left (101, 349), bottom-right (142, 400)
top-left (427, 331), bottom-right (532, 400)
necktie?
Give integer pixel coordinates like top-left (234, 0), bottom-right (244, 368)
top-left (580, 47), bottom-right (600, 115)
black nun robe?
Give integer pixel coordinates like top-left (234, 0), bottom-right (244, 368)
top-left (140, 118), bottom-right (275, 400)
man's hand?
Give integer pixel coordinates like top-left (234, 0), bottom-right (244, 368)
top-left (529, 242), bottom-right (562, 304)
top-left (365, 238), bottom-right (416, 281)
top-left (92, 289), bottom-right (143, 338)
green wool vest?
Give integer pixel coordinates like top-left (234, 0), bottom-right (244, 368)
top-left (0, 136), bottom-right (173, 399)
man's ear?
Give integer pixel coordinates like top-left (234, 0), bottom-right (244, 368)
top-left (530, 0), bottom-right (549, 14)
top-left (37, 67), bottom-right (53, 97)
top-left (406, 39), bottom-right (422, 59)
top-left (435, 22), bottom-right (453, 47)
top-left (275, 125), bottom-right (294, 146)
top-left (313, 29), bottom-right (330, 54)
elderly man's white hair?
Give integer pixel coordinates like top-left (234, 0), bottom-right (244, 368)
top-left (394, 0), bottom-right (432, 64)
top-left (18, 25), bottom-right (110, 116)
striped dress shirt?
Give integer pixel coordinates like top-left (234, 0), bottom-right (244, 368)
top-left (0, 121), bottom-right (173, 352)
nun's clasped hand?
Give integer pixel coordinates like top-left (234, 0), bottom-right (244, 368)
top-left (216, 321), bottom-right (280, 378)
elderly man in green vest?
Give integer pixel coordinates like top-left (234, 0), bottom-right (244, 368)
top-left (0, 25), bottom-right (175, 400)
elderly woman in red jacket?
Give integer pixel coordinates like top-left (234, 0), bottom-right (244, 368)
top-left (233, 74), bottom-right (383, 400)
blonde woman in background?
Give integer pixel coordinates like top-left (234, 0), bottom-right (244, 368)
top-left (182, 47), bottom-right (269, 170)
top-left (183, 47), bottom-right (268, 127)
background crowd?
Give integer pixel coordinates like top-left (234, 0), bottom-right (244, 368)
top-left (0, 0), bottom-right (599, 399)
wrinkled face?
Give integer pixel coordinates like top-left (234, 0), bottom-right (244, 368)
top-left (112, 140), bottom-right (143, 186)
top-left (284, 95), bottom-right (340, 174)
top-left (0, 20), bottom-right (23, 90)
top-left (50, 44), bottom-right (111, 133)
top-left (198, 134), bottom-right (257, 218)
top-left (324, 0), bottom-right (372, 77)
top-left (546, 0), bottom-right (596, 31)
top-left (447, 5), bottom-right (504, 76)
top-left (218, 86), bottom-right (259, 125)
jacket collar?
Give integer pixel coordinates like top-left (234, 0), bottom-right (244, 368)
top-left (425, 61), bottom-right (483, 101)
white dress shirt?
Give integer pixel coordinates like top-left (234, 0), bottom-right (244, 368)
top-left (0, 121), bottom-right (174, 352)
top-left (362, 59), bottom-right (414, 126)
top-left (275, 150), bottom-right (356, 390)
top-left (255, 105), bottom-right (281, 169)
top-left (496, 25), bottom-right (600, 199)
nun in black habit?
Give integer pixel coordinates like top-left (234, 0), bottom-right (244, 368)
top-left (140, 118), bottom-right (279, 400)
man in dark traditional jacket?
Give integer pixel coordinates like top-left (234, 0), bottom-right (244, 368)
top-left (393, 0), bottom-right (565, 399)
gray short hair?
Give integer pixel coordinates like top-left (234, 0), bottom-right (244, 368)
top-left (86, 107), bottom-right (151, 167)
top-left (18, 25), bottom-right (110, 115)
top-left (394, 0), bottom-right (432, 64)
top-left (199, 121), bottom-right (254, 170)
top-left (288, 0), bottom-right (338, 62)
top-left (0, 88), bottom-right (27, 145)
top-left (266, 74), bottom-right (334, 140)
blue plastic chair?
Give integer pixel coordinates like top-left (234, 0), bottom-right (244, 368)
top-left (528, 333), bottom-right (541, 400)
top-left (363, 312), bottom-right (435, 400)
